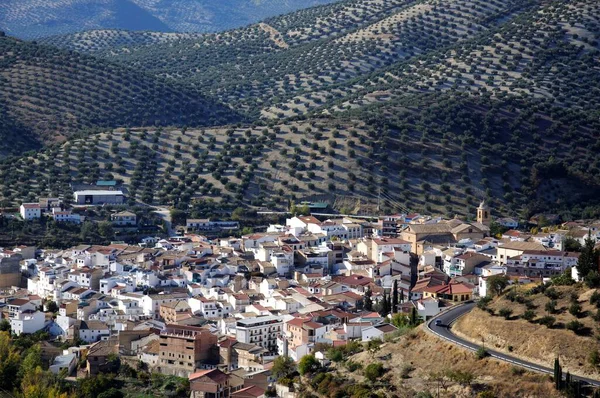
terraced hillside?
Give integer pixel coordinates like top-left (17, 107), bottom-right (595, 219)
top-left (57, 0), bottom-right (538, 117)
top-left (2, 93), bottom-right (600, 220)
top-left (0, 35), bottom-right (239, 153)
top-left (5, 0), bottom-right (600, 219)
top-left (40, 30), bottom-right (206, 54)
top-left (305, 0), bottom-right (600, 116)
top-left (0, 0), bottom-right (340, 40)
top-left (41, 0), bottom-right (406, 53)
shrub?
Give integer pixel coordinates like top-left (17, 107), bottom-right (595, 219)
top-left (590, 350), bottom-right (600, 368)
top-left (415, 392), bottom-right (434, 398)
top-left (525, 300), bottom-right (537, 310)
top-left (326, 347), bottom-right (344, 362)
top-left (476, 347), bottom-right (488, 359)
top-left (551, 272), bottom-right (575, 286)
top-left (566, 320), bottom-right (586, 335)
top-left (545, 300), bottom-right (557, 314)
top-left (515, 295), bottom-right (527, 304)
top-left (367, 338), bottom-right (382, 351)
top-left (590, 291), bottom-right (600, 307)
top-left (364, 362), bottom-right (385, 382)
top-left (522, 310), bottom-right (536, 321)
top-left (447, 369), bottom-right (475, 386)
top-left (477, 297), bottom-right (492, 310)
top-left (505, 289), bottom-right (518, 302)
top-left (400, 365), bottom-right (415, 379)
top-left (510, 366), bottom-right (525, 376)
top-left (345, 360), bottom-right (362, 372)
top-left (545, 287), bottom-right (560, 300)
top-left (569, 302), bottom-right (582, 318)
top-left (538, 316), bottom-right (556, 328)
top-left (97, 388), bottom-right (124, 398)
top-left (569, 291), bottom-right (579, 303)
top-left (527, 282), bottom-right (548, 295)
top-left (499, 308), bottom-right (513, 320)
top-left (585, 271), bottom-right (600, 288)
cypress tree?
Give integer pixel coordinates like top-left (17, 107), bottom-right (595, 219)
top-left (364, 287), bottom-right (373, 312)
top-left (410, 306), bottom-right (418, 326)
top-left (392, 280), bottom-right (399, 313)
top-left (554, 357), bottom-right (561, 390)
top-left (380, 292), bottom-right (391, 316)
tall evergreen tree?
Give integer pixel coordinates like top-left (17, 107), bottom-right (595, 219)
top-left (380, 291), bottom-right (391, 316)
top-left (392, 280), bottom-right (399, 313)
top-left (554, 357), bottom-right (563, 390)
top-left (577, 231), bottom-right (599, 279)
top-left (364, 287), bottom-right (373, 312)
top-left (410, 306), bottom-right (418, 326)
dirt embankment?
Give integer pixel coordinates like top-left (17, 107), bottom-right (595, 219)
top-left (334, 329), bottom-right (560, 398)
top-left (453, 292), bottom-right (600, 379)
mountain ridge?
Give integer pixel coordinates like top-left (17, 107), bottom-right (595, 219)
top-left (0, 0), bottom-right (340, 40)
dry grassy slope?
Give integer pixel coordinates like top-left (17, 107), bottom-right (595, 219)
top-left (334, 329), bottom-right (560, 398)
top-left (454, 285), bottom-right (600, 379)
top-left (0, 120), bottom-right (485, 216)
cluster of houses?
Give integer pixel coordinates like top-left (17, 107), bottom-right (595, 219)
top-left (0, 201), bottom-right (599, 397)
top-left (18, 181), bottom-right (126, 224)
top-left (18, 197), bottom-right (138, 227)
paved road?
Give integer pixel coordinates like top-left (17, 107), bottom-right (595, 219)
top-left (427, 302), bottom-right (600, 387)
top-left (153, 207), bottom-right (174, 237)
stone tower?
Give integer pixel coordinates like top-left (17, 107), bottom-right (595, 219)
top-left (477, 200), bottom-right (490, 225)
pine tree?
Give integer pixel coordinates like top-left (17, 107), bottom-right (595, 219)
top-left (392, 280), bottom-right (399, 314)
top-left (577, 231), bottom-right (599, 279)
top-left (364, 287), bottom-right (373, 312)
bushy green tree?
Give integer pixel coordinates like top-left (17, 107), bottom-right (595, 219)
top-left (487, 274), bottom-right (509, 297)
top-left (272, 355), bottom-right (295, 380)
top-left (0, 331), bottom-right (20, 391)
top-left (577, 234), bottom-right (600, 279)
top-left (363, 362), bottom-right (385, 382)
top-left (298, 354), bottom-right (320, 376)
